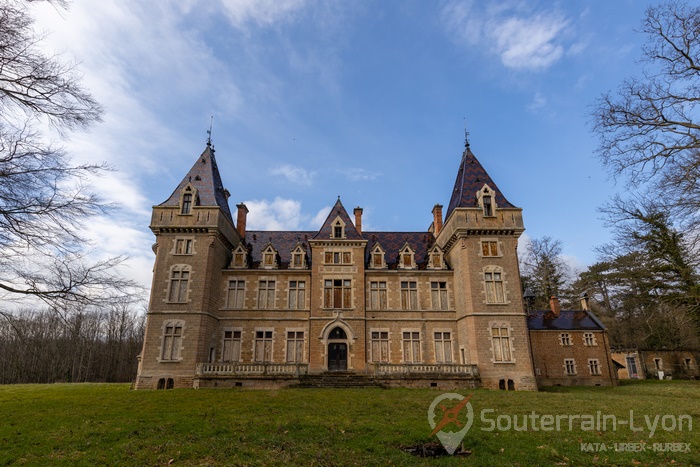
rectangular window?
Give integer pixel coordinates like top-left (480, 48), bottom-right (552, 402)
top-left (369, 281), bottom-right (387, 310)
top-left (168, 270), bottom-right (189, 302)
top-left (484, 272), bottom-right (505, 303)
top-left (588, 359), bottom-right (601, 375)
top-left (181, 193), bottom-right (192, 214)
top-left (292, 253), bottom-right (303, 268)
top-left (583, 332), bottom-right (596, 346)
top-left (483, 195), bottom-right (492, 216)
top-left (254, 331), bottom-right (273, 362)
top-left (432, 253), bottom-right (442, 268)
top-left (175, 238), bottom-right (193, 255)
top-left (288, 280), bottom-right (306, 310)
top-left (654, 358), bottom-right (662, 370)
top-left (373, 252), bottom-right (383, 267)
top-left (565, 358), bottom-right (577, 375)
top-left (233, 252), bottom-right (245, 267)
top-left (434, 332), bottom-right (453, 363)
top-left (264, 253), bottom-right (274, 266)
top-left (226, 280), bottom-right (245, 309)
top-left (324, 251), bottom-right (351, 264)
top-left (222, 330), bottom-right (241, 362)
top-left (286, 331), bottom-right (304, 363)
top-left (560, 333), bottom-right (571, 346)
top-left (402, 331), bottom-right (421, 363)
top-left (370, 331), bottom-right (389, 362)
top-left (161, 324), bottom-right (182, 360)
top-left (400, 281), bottom-right (418, 310)
top-left (481, 241), bottom-right (498, 257)
top-left (324, 279), bottom-right (351, 308)
top-left (491, 326), bottom-right (512, 362)
top-left (431, 282), bottom-right (448, 310)
top-left (402, 253), bottom-right (412, 267)
top-left (257, 280), bottom-right (275, 309)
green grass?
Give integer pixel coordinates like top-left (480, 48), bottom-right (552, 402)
top-left (1, 380), bottom-right (699, 466)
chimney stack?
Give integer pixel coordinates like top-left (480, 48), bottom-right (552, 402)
top-left (549, 296), bottom-right (561, 317)
top-left (432, 204), bottom-right (443, 235)
top-left (354, 207), bottom-right (363, 235)
top-left (236, 203), bottom-right (249, 238)
top-left (580, 292), bottom-right (590, 311)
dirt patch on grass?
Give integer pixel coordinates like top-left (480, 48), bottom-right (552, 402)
top-left (400, 441), bottom-right (471, 458)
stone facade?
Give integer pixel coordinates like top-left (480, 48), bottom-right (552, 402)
top-left (612, 349), bottom-right (700, 380)
top-left (135, 140), bottom-right (539, 390)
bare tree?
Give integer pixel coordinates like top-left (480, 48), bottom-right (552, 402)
top-left (520, 236), bottom-right (572, 310)
top-left (0, 0), bottom-right (140, 314)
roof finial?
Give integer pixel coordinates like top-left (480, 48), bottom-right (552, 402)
top-left (206, 115), bottom-right (214, 147)
top-left (463, 117), bottom-right (470, 149)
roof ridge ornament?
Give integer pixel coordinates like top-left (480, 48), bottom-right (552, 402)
top-left (206, 115), bottom-right (214, 147)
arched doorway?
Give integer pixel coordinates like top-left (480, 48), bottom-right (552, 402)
top-left (327, 327), bottom-right (348, 371)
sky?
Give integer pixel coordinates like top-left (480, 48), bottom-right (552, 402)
top-left (31, 0), bottom-right (658, 292)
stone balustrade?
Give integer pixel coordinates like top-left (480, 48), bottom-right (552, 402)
top-left (372, 363), bottom-right (479, 377)
top-left (196, 362), bottom-right (309, 376)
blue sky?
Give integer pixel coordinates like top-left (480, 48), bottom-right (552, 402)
top-left (33, 0), bottom-right (656, 290)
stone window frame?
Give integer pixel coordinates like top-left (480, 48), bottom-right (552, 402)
top-left (159, 319), bottom-right (185, 362)
top-left (433, 329), bottom-right (453, 363)
top-left (480, 238), bottom-right (501, 258)
top-left (400, 279), bottom-right (418, 310)
top-left (257, 279), bottom-right (276, 309)
top-left (230, 244), bottom-right (248, 269)
top-left (368, 280), bottom-right (388, 310)
top-left (369, 328), bottom-right (390, 363)
top-left (253, 328), bottom-right (274, 363)
top-left (173, 237), bottom-right (194, 255)
top-left (323, 278), bottom-right (352, 309)
top-left (588, 358), bottom-right (601, 376)
top-left (564, 358), bottom-right (577, 375)
top-left (398, 243), bottom-right (416, 270)
top-left (261, 244), bottom-right (278, 269)
top-left (166, 264), bottom-right (191, 303)
top-left (427, 245), bottom-right (446, 269)
top-left (583, 332), bottom-right (597, 346)
top-left (221, 327), bottom-right (242, 362)
top-left (476, 184), bottom-right (498, 217)
top-left (285, 328), bottom-right (305, 363)
top-left (482, 266), bottom-right (507, 305)
top-left (179, 184), bottom-right (197, 215)
top-left (287, 279), bottom-right (306, 310)
top-left (324, 249), bottom-right (352, 265)
top-left (490, 322), bottom-right (515, 364)
top-left (225, 278), bottom-right (245, 309)
top-left (330, 216), bottom-right (346, 239)
top-left (369, 243), bottom-right (387, 269)
top-left (289, 245), bottom-right (307, 269)
top-left (560, 333), bottom-right (572, 346)
top-left (430, 281), bottom-right (449, 310)
top-left (401, 328), bottom-right (422, 363)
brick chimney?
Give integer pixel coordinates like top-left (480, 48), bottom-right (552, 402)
top-left (580, 292), bottom-right (590, 311)
top-left (432, 204), bottom-right (443, 235)
top-left (549, 296), bottom-right (561, 317)
top-left (236, 203), bottom-right (249, 238)
top-left (354, 207), bottom-right (363, 235)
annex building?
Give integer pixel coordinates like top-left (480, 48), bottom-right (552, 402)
top-left (135, 139), bottom-right (543, 390)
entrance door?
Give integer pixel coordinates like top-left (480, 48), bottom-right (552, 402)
top-left (626, 356), bottom-right (638, 379)
top-left (328, 343), bottom-right (348, 371)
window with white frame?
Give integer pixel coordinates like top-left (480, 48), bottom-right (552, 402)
top-left (434, 332), bottom-right (453, 363)
top-left (175, 238), bottom-right (193, 255)
top-left (402, 331), bottom-right (421, 363)
top-left (583, 332), bottom-right (596, 346)
top-left (168, 267), bottom-right (190, 302)
top-left (254, 331), bottom-right (273, 362)
top-left (560, 333), bottom-right (572, 346)
top-left (484, 270), bottom-right (505, 303)
top-left (161, 322), bottom-right (183, 360)
top-left (491, 325), bottom-right (512, 362)
top-left (257, 280), bottom-right (276, 309)
top-left (369, 281), bottom-right (387, 310)
top-left (288, 280), bottom-right (306, 310)
top-left (324, 279), bottom-right (351, 308)
top-left (286, 331), bottom-right (304, 363)
top-left (222, 330), bottom-right (241, 362)
top-left (226, 280), bottom-right (245, 309)
top-left (565, 358), bottom-right (577, 375)
top-left (431, 281), bottom-right (448, 310)
top-left (588, 359), bottom-right (601, 375)
top-left (370, 331), bottom-right (389, 362)
top-left (400, 281), bottom-right (418, 310)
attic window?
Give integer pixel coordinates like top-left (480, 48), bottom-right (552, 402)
top-left (334, 222), bottom-right (343, 238)
top-left (483, 195), bottom-right (492, 217)
top-left (181, 193), bottom-right (192, 215)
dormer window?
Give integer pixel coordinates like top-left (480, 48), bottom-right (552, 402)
top-left (370, 244), bottom-right (386, 269)
top-left (478, 185), bottom-right (497, 217)
top-left (483, 195), bottom-right (492, 216)
top-left (398, 244), bottom-right (416, 269)
top-left (330, 216), bottom-right (346, 239)
top-left (290, 245), bottom-right (307, 269)
top-left (182, 193), bottom-right (192, 215)
top-left (428, 245), bottom-right (445, 270)
top-left (230, 244), bottom-right (248, 269)
top-left (261, 244), bottom-right (278, 269)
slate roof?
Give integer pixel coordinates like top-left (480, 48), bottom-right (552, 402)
top-left (159, 144), bottom-right (233, 222)
top-left (313, 198), bottom-right (363, 240)
top-left (527, 310), bottom-right (606, 331)
top-left (245, 231), bottom-right (315, 269)
top-left (445, 143), bottom-right (515, 220)
top-left (364, 231), bottom-right (436, 269)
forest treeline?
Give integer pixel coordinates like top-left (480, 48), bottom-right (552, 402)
top-left (0, 303), bottom-right (144, 384)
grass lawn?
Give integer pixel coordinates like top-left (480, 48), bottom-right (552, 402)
top-left (1, 380), bottom-right (699, 466)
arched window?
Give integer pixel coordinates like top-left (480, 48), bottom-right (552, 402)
top-left (329, 327), bottom-right (347, 339)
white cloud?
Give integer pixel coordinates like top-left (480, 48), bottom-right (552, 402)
top-left (528, 92), bottom-right (546, 112)
top-left (338, 168), bottom-right (382, 182)
top-left (441, 1), bottom-right (570, 71)
top-left (270, 164), bottom-right (316, 185)
top-left (310, 205), bottom-right (332, 229)
top-left (244, 197), bottom-right (307, 230)
top-left (218, 0), bottom-right (306, 28)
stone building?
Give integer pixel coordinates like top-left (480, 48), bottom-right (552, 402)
top-left (528, 296), bottom-right (618, 387)
top-left (135, 139), bottom-right (538, 390)
top-left (612, 349), bottom-right (700, 380)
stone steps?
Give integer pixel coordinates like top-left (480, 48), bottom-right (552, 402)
top-left (293, 373), bottom-right (385, 389)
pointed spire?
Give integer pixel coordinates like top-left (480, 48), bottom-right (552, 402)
top-left (445, 137), bottom-right (515, 220)
top-left (159, 145), bottom-right (233, 221)
top-left (312, 197), bottom-right (363, 240)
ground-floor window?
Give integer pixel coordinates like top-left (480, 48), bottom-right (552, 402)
top-left (254, 331), bottom-right (273, 362)
top-left (588, 358), bottom-right (601, 375)
top-left (402, 331), bottom-right (421, 363)
top-left (222, 330), bottom-right (241, 362)
top-left (565, 358), bottom-right (577, 375)
top-left (286, 331), bottom-right (304, 363)
top-left (434, 331), bottom-right (453, 363)
top-left (370, 331), bottom-right (389, 362)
